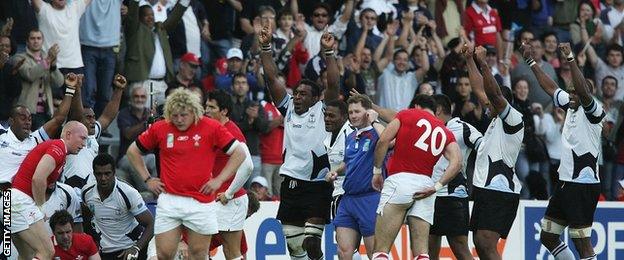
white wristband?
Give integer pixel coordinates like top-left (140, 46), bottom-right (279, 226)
top-left (373, 166), bottom-right (382, 175)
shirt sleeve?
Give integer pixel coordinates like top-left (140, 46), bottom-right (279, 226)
top-left (583, 99), bottom-right (606, 124)
top-left (46, 142), bottom-right (66, 165)
top-left (136, 124), bottom-right (160, 153)
top-left (461, 122), bottom-right (483, 150)
top-left (444, 127), bottom-right (457, 147)
top-left (32, 127), bottom-right (50, 144)
top-left (277, 93), bottom-right (292, 116)
top-left (213, 123), bottom-right (236, 153)
top-left (553, 88), bottom-right (570, 109)
top-left (94, 121), bottom-right (102, 139)
top-left (499, 104), bottom-right (524, 135)
top-left (128, 188), bottom-right (148, 216)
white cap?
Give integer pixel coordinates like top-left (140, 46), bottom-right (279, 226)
top-left (226, 48), bottom-right (244, 60)
top-left (251, 176), bottom-right (269, 188)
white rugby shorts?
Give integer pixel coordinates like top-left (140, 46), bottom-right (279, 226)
top-left (154, 193), bottom-right (218, 235)
top-left (216, 194), bottom-right (248, 232)
top-left (376, 172), bottom-right (436, 224)
top-left (10, 188), bottom-right (44, 233)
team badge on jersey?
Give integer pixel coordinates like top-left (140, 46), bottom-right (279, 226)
top-left (193, 134), bottom-right (201, 147)
top-left (167, 133), bottom-right (174, 148)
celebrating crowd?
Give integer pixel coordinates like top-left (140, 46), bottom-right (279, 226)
top-left (1, 0), bottom-right (623, 259)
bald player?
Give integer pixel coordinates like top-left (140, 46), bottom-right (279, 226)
top-left (10, 121), bottom-right (88, 259)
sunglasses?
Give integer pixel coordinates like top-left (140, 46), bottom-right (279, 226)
top-left (188, 63), bottom-right (200, 69)
top-left (313, 13), bottom-right (328, 18)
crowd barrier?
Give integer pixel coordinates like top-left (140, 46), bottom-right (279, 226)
top-left (204, 200), bottom-right (624, 260)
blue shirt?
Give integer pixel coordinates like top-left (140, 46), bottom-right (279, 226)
top-left (79, 0), bottom-right (122, 47)
top-left (343, 126), bottom-right (379, 195)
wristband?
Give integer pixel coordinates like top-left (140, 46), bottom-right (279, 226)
top-left (64, 87), bottom-right (76, 97)
top-left (373, 166), bottom-right (382, 175)
top-left (434, 182), bottom-right (443, 191)
top-left (144, 176), bottom-right (152, 183)
top-left (131, 245), bottom-right (140, 252)
top-left (324, 49), bottom-right (335, 56)
top-left (261, 44), bottom-right (272, 52)
top-left (525, 57), bottom-right (537, 67)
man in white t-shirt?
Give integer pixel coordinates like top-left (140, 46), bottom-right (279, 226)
top-left (32, 0), bottom-right (92, 74)
top-left (42, 182), bottom-right (83, 234)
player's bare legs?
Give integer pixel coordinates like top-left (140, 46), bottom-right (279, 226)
top-left (156, 226), bottom-right (182, 259)
top-left (14, 220), bottom-right (54, 260)
top-left (220, 230), bottom-right (243, 259)
top-left (13, 235), bottom-right (34, 260)
top-left (447, 235), bottom-right (472, 260)
top-left (473, 230), bottom-right (502, 260)
top-left (185, 229), bottom-right (212, 260)
top-left (428, 235), bottom-right (441, 260)
top-left (372, 203), bottom-right (410, 255)
top-left (407, 216), bottom-right (430, 257)
top-left (336, 227), bottom-right (360, 259)
top-left (570, 229), bottom-right (595, 259)
top-left (362, 235), bottom-right (374, 258)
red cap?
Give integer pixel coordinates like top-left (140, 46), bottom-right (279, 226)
top-left (180, 53), bottom-right (200, 65)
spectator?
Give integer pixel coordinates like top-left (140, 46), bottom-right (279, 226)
top-left (292, 0), bottom-right (355, 57)
top-left (140, 0), bottom-right (170, 22)
top-left (229, 73), bottom-right (269, 184)
top-left (50, 210), bottom-right (100, 260)
top-left (377, 41), bottom-right (429, 111)
top-left (484, 45), bottom-right (510, 88)
top-left (345, 46), bottom-right (380, 101)
top-left (451, 73), bottom-right (488, 132)
top-left (511, 38), bottom-right (558, 108)
top-left (79, 0), bottom-right (122, 118)
top-left (600, 0), bottom-right (624, 42)
top-left (427, 0), bottom-right (465, 45)
top-left (124, 0), bottom-right (189, 108)
top-left (551, 0), bottom-right (581, 43)
top-left (32, 0), bottom-right (92, 75)
top-left (587, 44), bottom-right (624, 100)
top-left (239, 0), bottom-right (288, 35)
top-left (571, 1), bottom-right (604, 46)
top-left (249, 176), bottom-right (274, 201)
top-left (463, 0), bottom-right (503, 59)
top-left (259, 94), bottom-right (284, 197)
top-left (534, 106), bottom-right (565, 196)
top-left (82, 153), bottom-right (154, 259)
top-left (167, 52), bottom-right (203, 91)
top-left (345, 8), bottom-right (383, 54)
top-left (168, 0), bottom-right (210, 76)
top-left (215, 48), bottom-right (259, 93)
top-left (541, 32), bottom-right (561, 70)
top-left (15, 29), bottom-right (64, 130)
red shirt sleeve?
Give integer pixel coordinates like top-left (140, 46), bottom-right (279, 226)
top-left (212, 122), bottom-right (236, 152)
top-left (46, 141), bottom-right (66, 165)
top-left (137, 123), bottom-right (161, 152)
top-left (444, 127), bottom-right (457, 147)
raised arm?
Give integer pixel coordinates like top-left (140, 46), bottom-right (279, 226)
top-left (69, 74), bottom-right (85, 122)
top-left (125, 0), bottom-right (140, 35)
top-left (163, 0), bottom-right (190, 32)
top-left (338, 0), bottom-right (355, 24)
top-left (474, 46), bottom-right (508, 114)
top-left (322, 32), bottom-right (340, 102)
top-left (98, 74), bottom-right (127, 131)
top-left (258, 22), bottom-right (287, 103)
top-left (374, 21), bottom-right (399, 72)
top-left (520, 42), bottom-right (559, 97)
top-left (414, 36), bottom-right (430, 82)
top-left (462, 43), bottom-right (489, 108)
top-left (42, 74), bottom-right (80, 137)
top-left (559, 43), bottom-right (593, 106)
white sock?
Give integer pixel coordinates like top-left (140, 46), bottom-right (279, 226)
top-left (372, 252), bottom-right (390, 260)
top-left (414, 254), bottom-right (430, 260)
top-left (550, 241), bottom-right (575, 260)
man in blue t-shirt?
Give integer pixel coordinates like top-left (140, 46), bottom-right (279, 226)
top-left (326, 94), bottom-right (385, 259)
